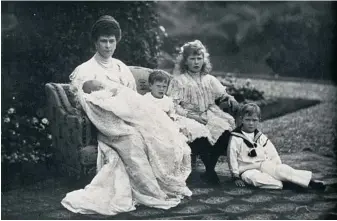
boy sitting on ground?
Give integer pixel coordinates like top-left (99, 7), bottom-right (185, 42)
top-left (227, 102), bottom-right (325, 190)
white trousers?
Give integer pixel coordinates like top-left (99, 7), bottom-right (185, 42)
top-left (241, 161), bottom-right (312, 189)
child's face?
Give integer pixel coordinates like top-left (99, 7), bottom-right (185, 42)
top-left (241, 113), bottom-right (259, 133)
top-left (82, 80), bottom-right (105, 94)
top-left (185, 54), bottom-right (204, 73)
top-left (149, 81), bottom-right (168, 98)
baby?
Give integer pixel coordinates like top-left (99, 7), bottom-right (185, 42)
top-left (227, 102), bottom-right (325, 190)
top-left (82, 79), bottom-right (117, 95)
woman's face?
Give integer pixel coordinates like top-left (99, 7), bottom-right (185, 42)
top-left (95, 35), bottom-right (117, 59)
top-left (185, 54), bottom-right (204, 73)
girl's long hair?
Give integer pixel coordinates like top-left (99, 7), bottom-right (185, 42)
top-left (175, 40), bottom-right (212, 75)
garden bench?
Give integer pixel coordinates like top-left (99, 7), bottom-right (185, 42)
top-left (45, 66), bottom-right (231, 179)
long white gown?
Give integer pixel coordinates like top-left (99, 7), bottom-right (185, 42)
top-left (61, 54), bottom-right (192, 216)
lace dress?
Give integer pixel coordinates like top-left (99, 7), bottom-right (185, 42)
top-left (61, 54), bottom-right (192, 215)
top-left (167, 73), bottom-right (236, 145)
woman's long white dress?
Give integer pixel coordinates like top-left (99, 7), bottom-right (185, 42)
top-left (61, 54), bottom-right (192, 216)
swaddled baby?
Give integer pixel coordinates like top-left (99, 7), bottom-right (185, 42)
top-left (82, 79), bottom-right (118, 95)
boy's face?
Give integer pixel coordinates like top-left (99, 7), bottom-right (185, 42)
top-left (241, 113), bottom-right (259, 133)
top-left (185, 54), bottom-right (204, 73)
top-left (149, 81), bottom-right (168, 98)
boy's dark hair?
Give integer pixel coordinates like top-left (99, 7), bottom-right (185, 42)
top-left (148, 69), bottom-right (171, 85)
top-left (239, 103), bottom-right (261, 119)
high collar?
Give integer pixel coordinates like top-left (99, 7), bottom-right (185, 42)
top-left (94, 52), bottom-right (113, 69)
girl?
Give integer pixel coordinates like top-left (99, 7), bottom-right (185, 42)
top-left (167, 40), bottom-right (238, 185)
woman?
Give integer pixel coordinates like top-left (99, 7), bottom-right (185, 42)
top-left (167, 40), bottom-right (239, 185)
top-left (61, 15), bottom-right (192, 216)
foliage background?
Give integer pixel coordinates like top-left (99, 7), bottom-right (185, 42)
top-left (1, 1), bottom-right (162, 165)
top-left (158, 1), bottom-right (335, 80)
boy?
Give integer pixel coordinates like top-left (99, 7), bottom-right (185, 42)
top-left (144, 69), bottom-right (213, 145)
top-left (227, 103), bottom-right (325, 190)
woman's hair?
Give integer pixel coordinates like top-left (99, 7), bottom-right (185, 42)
top-left (175, 40), bottom-right (212, 75)
top-left (148, 69), bottom-right (171, 85)
top-left (91, 15), bottom-right (122, 43)
top-left (239, 103), bottom-right (261, 119)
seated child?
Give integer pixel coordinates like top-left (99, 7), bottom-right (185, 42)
top-left (227, 103), bottom-right (325, 190)
top-left (143, 70), bottom-right (212, 143)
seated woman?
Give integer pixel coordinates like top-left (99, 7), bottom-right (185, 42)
top-left (61, 15), bottom-right (192, 216)
top-left (167, 40), bottom-right (239, 185)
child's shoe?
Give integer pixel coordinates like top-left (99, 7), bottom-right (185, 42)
top-left (309, 180), bottom-right (326, 191)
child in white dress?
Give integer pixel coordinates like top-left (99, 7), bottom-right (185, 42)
top-left (143, 70), bottom-right (212, 143)
top-left (227, 103), bottom-right (325, 190)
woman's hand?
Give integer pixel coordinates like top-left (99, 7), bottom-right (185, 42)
top-left (234, 178), bottom-right (245, 187)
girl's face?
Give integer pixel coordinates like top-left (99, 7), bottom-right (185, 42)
top-left (95, 35), bottom-right (117, 59)
top-left (241, 113), bottom-right (259, 133)
top-left (150, 81), bottom-right (168, 98)
top-left (185, 54), bottom-right (204, 73)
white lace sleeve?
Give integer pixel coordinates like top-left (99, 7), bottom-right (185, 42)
top-left (209, 75), bottom-right (232, 100)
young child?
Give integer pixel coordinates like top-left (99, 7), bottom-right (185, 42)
top-left (227, 103), bottom-right (325, 190)
top-left (143, 70), bottom-right (177, 120)
top-left (143, 70), bottom-right (212, 143)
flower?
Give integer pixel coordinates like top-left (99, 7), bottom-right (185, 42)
top-left (47, 134), bottom-right (52, 140)
top-left (32, 117), bottom-right (39, 124)
top-left (41, 118), bottom-right (49, 125)
top-left (4, 117), bottom-right (10, 123)
top-left (7, 108), bottom-right (15, 114)
top-left (15, 123), bottom-right (19, 128)
top-left (245, 78), bottom-right (252, 87)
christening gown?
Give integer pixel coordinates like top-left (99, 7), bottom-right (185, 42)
top-left (61, 53), bottom-right (192, 216)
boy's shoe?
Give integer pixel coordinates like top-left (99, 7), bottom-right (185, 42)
top-left (309, 180), bottom-right (326, 191)
top-left (200, 171), bottom-right (220, 186)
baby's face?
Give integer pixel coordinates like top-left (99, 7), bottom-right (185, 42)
top-left (82, 80), bottom-right (105, 94)
top-left (90, 81), bottom-right (105, 91)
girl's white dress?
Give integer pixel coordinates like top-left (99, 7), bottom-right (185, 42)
top-left (143, 92), bottom-right (212, 143)
top-left (167, 73), bottom-right (236, 145)
top-left (61, 53), bottom-right (192, 216)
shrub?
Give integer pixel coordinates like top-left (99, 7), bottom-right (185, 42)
top-left (220, 75), bottom-right (265, 103)
top-left (1, 106), bottom-right (53, 164)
